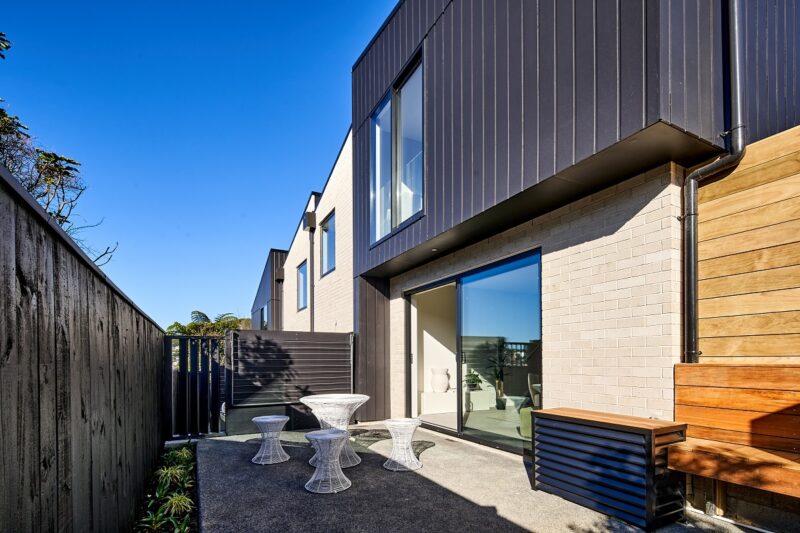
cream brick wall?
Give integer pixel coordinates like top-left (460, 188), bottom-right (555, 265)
top-left (281, 131), bottom-right (353, 333)
top-left (313, 132), bottom-right (353, 333)
top-left (388, 163), bottom-right (683, 420)
top-left (282, 196), bottom-right (316, 332)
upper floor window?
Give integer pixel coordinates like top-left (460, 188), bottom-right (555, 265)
top-left (370, 62), bottom-right (423, 243)
top-left (297, 261), bottom-right (308, 310)
top-left (320, 212), bottom-right (335, 275)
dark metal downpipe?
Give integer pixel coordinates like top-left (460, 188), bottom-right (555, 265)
top-left (683, 0), bottom-right (747, 363)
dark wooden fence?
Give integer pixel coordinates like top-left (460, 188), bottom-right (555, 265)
top-left (0, 166), bottom-right (165, 532)
top-left (223, 330), bottom-right (353, 433)
top-left (162, 336), bottom-right (223, 439)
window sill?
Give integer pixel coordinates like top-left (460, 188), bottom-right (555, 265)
top-left (369, 211), bottom-right (424, 250)
top-left (320, 266), bottom-right (336, 279)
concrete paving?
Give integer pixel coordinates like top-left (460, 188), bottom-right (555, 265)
top-left (197, 424), bottom-right (744, 533)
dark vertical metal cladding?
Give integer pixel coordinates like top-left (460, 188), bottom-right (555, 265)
top-left (507, 0), bottom-right (523, 196)
top-left (740, 0), bottom-right (800, 144)
top-left (351, 0), bottom-right (743, 277)
top-left (353, 276), bottom-right (391, 422)
top-left (251, 249), bottom-right (287, 331)
top-left (451, 0), bottom-right (463, 225)
top-left (494, 0), bottom-right (510, 201)
top-left (555, 0), bottom-right (574, 172)
top-left (669, 0), bottom-right (686, 128)
top-left (442, 6), bottom-right (454, 232)
top-left (460, 0), bottom-right (473, 220)
top-left (482, 0), bottom-right (497, 209)
top-left (470, 0), bottom-right (483, 219)
top-left (574, 0), bottom-right (595, 164)
top-left (619, 0), bottom-right (646, 139)
top-left (595, 0), bottom-right (618, 152)
top-left (521, 0), bottom-right (539, 189)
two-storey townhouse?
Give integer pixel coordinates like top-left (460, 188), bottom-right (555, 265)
top-left (349, 0), bottom-right (799, 461)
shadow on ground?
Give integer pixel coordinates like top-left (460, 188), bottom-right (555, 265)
top-left (197, 436), bottom-right (524, 533)
top-left (199, 430), bottom-right (743, 533)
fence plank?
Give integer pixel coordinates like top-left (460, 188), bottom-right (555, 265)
top-left (210, 339), bottom-right (221, 433)
top-left (189, 339), bottom-right (199, 435)
top-left (54, 245), bottom-right (74, 531)
top-left (15, 204), bottom-right (45, 530)
top-left (71, 257), bottom-right (93, 533)
top-left (176, 338), bottom-right (189, 436)
top-left (162, 338), bottom-right (174, 440)
top-left (0, 193), bottom-right (26, 528)
top-left (199, 339), bottom-right (210, 434)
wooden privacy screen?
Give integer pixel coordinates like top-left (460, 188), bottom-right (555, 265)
top-left (697, 125), bottom-right (800, 362)
top-left (674, 364), bottom-right (800, 453)
top-left (0, 168), bottom-right (164, 532)
top-left (225, 330), bottom-right (353, 407)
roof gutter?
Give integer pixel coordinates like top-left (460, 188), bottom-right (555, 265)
top-left (683, 0), bottom-right (747, 363)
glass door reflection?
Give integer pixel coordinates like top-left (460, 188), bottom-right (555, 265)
top-left (460, 252), bottom-right (542, 452)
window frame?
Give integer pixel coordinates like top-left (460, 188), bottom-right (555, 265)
top-left (320, 210), bottom-right (336, 278)
top-left (369, 53), bottom-right (424, 247)
top-left (393, 61), bottom-right (424, 228)
top-left (297, 260), bottom-right (308, 311)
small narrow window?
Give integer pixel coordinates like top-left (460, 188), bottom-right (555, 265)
top-left (297, 261), bottom-right (307, 310)
top-left (261, 305), bottom-right (269, 329)
top-left (320, 212), bottom-right (336, 275)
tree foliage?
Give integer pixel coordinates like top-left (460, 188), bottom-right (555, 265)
top-left (166, 311), bottom-right (250, 337)
top-left (0, 31), bottom-right (117, 265)
top-left (0, 32), bottom-right (10, 60)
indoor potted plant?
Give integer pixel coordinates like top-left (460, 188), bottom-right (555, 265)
top-left (487, 342), bottom-right (509, 410)
top-left (465, 369), bottom-right (482, 391)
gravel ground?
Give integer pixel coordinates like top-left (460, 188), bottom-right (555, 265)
top-left (196, 424), bottom-right (746, 533)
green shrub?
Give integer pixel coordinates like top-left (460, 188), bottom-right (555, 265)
top-left (135, 444), bottom-right (197, 532)
top-left (160, 492), bottom-right (194, 516)
top-left (138, 510), bottom-right (169, 531)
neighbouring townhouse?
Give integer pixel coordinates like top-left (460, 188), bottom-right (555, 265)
top-left (251, 248), bottom-right (288, 330)
top-left (251, 129), bottom-right (354, 334)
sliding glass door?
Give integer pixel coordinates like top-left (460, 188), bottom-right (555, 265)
top-left (460, 252), bottom-right (542, 451)
top-left (408, 250), bottom-right (542, 453)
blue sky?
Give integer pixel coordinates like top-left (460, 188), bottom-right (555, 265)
top-left (1, 1), bottom-right (396, 327)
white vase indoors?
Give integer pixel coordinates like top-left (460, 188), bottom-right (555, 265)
top-left (430, 368), bottom-right (450, 393)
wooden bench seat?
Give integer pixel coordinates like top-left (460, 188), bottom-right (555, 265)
top-left (668, 364), bottom-right (800, 499)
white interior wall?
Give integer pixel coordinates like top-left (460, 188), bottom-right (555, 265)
top-left (413, 284), bottom-right (457, 415)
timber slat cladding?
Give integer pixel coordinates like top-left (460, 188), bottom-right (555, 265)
top-left (0, 174), bottom-right (164, 532)
top-left (697, 125), bottom-right (800, 360)
top-left (674, 364), bottom-right (800, 390)
top-left (674, 364), bottom-right (800, 453)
